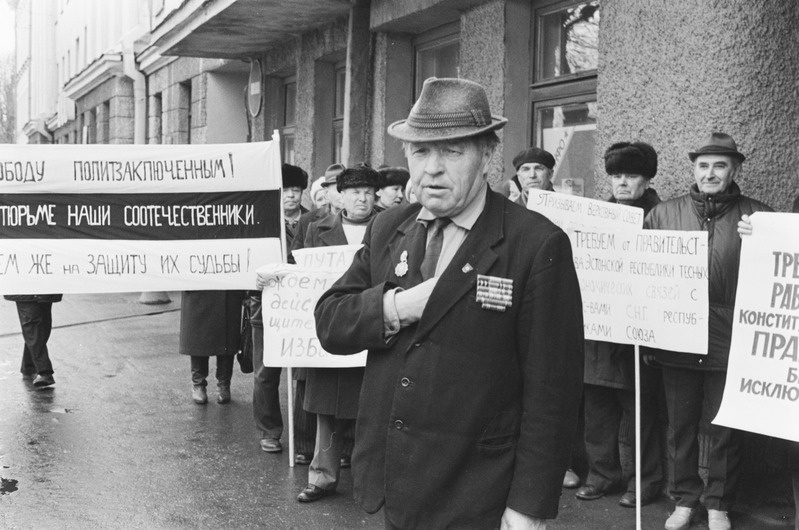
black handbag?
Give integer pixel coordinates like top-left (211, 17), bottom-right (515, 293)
top-left (237, 294), bottom-right (257, 373)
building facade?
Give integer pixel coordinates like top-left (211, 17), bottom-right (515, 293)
top-left (15, 0), bottom-right (798, 209)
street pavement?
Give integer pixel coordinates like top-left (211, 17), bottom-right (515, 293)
top-left (0, 293), bottom-right (794, 529)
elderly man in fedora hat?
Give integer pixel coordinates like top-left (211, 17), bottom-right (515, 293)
top-left (314, 77), bottom-right (584, 529)
top-left (644, 132), bottom-right (772, 530)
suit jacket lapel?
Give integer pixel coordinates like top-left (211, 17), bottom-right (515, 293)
top-left (412, 191), bottom-right (505, 343)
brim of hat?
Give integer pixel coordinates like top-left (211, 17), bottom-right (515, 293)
top-left (688, 149), bottom-right (746, 162)
top-left (387, 117), bottom-right (507, 143)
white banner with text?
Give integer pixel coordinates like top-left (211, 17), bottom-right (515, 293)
top-left (528, 189), bottom-right (708, 353)
top-left (714, 212), bottom-right (799, 441)
top-left (0, 141), bottom-right (283, 294)
top-left (260, 244), bottom-right (367, 368)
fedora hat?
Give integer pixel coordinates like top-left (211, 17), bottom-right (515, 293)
top-left (387, 77), bottom-right (507, 142)
top-left (688, 132), bottom-right (746, 162)
top-left (321, 163), bottom-right (346, 187)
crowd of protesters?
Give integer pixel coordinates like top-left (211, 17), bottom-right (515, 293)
top-left (17, 77), bottom-right (796, 530)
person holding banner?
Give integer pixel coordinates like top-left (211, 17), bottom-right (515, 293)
top-left (296, 164), bottom-right (380, 503)
top-left (5, 294), bottom-right (62, 388)
top-left (576, 142), bottom-right (663, 507)
top-left (509, 147), bottom-right (556, 207)
top-left (644, 132), bottom-right (772, 530)
top-left (315, 78), bottom-right (584, 529)
top-left (251, 164), bottom-right (309, 454)
top-left (288, 163), bottom-right (345, 464)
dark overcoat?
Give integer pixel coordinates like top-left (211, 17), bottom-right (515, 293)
top-left (179, 290), bottom-right (245, 357)
top-left (315, 190), bottom-right (584, 528)
top-left (302, 211), bottom-right (364, 418)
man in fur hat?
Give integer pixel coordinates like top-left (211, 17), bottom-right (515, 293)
top-left (375, 166), bottom-right (410, 212)
top-left (577, 142), bottom-right (663, 508)
top-left (252, 164), bottom-right (308, 453)
top-left (314, 78), bottom-right (584, 529)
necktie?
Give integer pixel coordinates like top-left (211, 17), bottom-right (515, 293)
top-left (420, 217), bottom-right (451, 281)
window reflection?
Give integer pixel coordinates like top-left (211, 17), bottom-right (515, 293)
top-left (536, 101), bottom-right (597, 197)
top-left (538, 1), bottom-right (599, 81)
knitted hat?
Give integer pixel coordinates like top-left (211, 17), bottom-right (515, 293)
top-left (282, 163), bottom-right (308, 189)
top-left (377, 167), bottom-right (410, 189)
top-left (604, 142), bottom-right (658, 179)
top-left (337, 164), bottom-right (380, 192)
top-left (512, 147), bottom-right (556, 171)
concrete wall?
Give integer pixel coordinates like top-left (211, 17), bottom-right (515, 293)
top-left (206, 72), bottom-right (249, 143)
top-left (598, 0), bottom-right (799, 210)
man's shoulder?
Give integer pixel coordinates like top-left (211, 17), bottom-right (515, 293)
top-left (737, 193), bottom-right (773, 213)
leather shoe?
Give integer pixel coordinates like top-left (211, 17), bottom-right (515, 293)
top-left (340, 456), bottom-right (351, 469)
top-left (297, 484), bottom-right (333, 503)
top-left (33, 374), bottom-right (55, 387)
top-left (294, 453), bottom-right (311, 465)
top-left (707, 509), bottom-right (731, 530)
top-left (259, 438), bottom-right (282, 453)
top-left (192, 385), bottom-right (207, 404)
top-left (664, 506), bottom-right (694, 530)
top-left (575, 484), bottom-right (606, 500)
top-left (619, 490), bottom-right (657, 508)
top-left (562, 468), bottom-right (580, 488)
top-left (216, 385), bottom-right (231, 404)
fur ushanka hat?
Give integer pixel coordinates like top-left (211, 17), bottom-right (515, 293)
top-left (336, 164), bottom-right (380, 193)
top-left (604, 142), bottom-right (658, 179)
top-left (282, 163), bottom-right (309, 189)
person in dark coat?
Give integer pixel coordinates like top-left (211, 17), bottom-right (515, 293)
top-left (509, 146), bottom-right (556, 206)
top-left (287, 162), bottom-right (345, 465)
top-left (251, 164), bottom-right (308, 453)
top-left (314, 78), bottom-right (584, 529)
top-left (575, 142), bottom-right (663, 508)
top-left (295, 164), bottom-right (379, 503)
top-left (374, 166), bottom-right (410, 212)
top-left (179, 289), bottom-right (245, 404)
top-left (644, 132), bottom-right (772, 530)
top-left (5, 294), bottom-right (62, 387)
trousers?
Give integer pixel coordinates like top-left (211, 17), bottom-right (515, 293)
top-left (661, 366), bottom-right (741, 510)
top-left (252, 322), bottom-right (284, 440)
top-left (190, 355), bottom-right (234, 387)
top-left (583, 381), bottom-right (663, 497)
top-left (16, 301), bottom-right (54, 376)
top-left (308, 414), bottom-right (354, 490)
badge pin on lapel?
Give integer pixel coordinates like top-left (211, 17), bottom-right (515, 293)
top-left (395, 250), bottom-right (409, 277)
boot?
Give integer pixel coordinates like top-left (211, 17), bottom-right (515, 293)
top-left (217, 384), bottom-right (231, 404)
top-left (192, 385), bottom-right (208, 405)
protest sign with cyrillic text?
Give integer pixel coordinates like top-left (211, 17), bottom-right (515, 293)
top-left (528, 189), bottom-right (708, 353)
top-left (714, 212), bottom-right (799, 442)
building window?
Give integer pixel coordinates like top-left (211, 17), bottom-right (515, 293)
top-left (332, 65), bottom-right (345, 164)
top-left (414, 22), bottom-right (460, 98)
top-left (282, 77), bottom-right (296, 165)
top-left (530, 0), bottom-right (599, 197)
